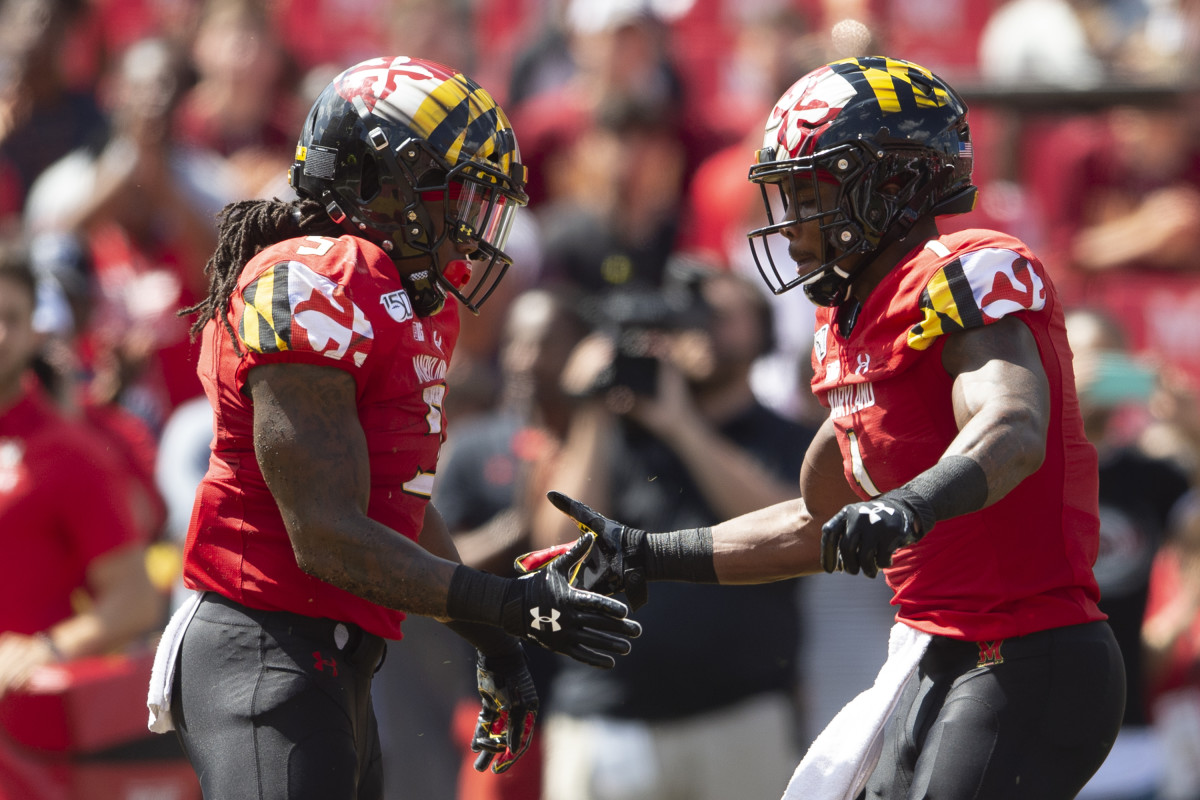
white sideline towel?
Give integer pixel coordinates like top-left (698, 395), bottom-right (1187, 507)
top-left (782, 622), bottom-right (932, 800)
top-left (146, 591), bottom-right (203, 733)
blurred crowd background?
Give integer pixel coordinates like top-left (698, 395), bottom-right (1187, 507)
top-left (3, 0), bottom-right (1200, 798)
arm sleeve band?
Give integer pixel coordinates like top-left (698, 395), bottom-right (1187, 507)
top-left (902, 455), bottom-right (989, 528)
top-left (643, 528), bottom-right (718, 583)
top-left (446, 565), bottom-right (510, 629)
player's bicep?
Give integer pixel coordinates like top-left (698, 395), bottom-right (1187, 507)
top-left (942, 317), bottom-right (1049, 437)
top-left (248, 363), bottom-right (369, 544)
top-left (940, 317), bottom-right (1049, 494)
top-left (800, 416), bottom-right (858, 526)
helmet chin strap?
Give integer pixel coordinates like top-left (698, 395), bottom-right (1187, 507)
top-left (401, 268), bottom-right (447, 317)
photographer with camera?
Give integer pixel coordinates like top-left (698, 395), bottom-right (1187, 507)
top-left (524, 263), bottom-right (816, 800)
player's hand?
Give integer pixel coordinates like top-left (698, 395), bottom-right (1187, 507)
top-left (470, 646), bottom-right (538, 774)
top-left (502, 533), bottom-right (642, 668)
top-left (820, 491), bottom-right (927, 578)
top-left (513, 492), bottom-right (650, 610)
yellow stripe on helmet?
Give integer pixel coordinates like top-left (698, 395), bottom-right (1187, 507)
top-left (415, 73), bottom-right (478, 163)
top-left (840, 57), bottom-right (953, 114)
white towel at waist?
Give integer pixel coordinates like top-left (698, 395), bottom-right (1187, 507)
top-left (146, 590), bottom-right (203, 734)
top-left (782, 622), bottom-right (932, 800)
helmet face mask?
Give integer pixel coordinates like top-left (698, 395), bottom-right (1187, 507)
top-left (747, 57), bottom-right (977, 307)
top-left (290, 57), bottom-right (528, 315)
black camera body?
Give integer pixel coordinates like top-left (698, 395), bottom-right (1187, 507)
top-left (587, 269), bottom-right (711, 397)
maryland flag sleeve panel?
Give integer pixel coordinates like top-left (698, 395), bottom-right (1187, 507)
top-left (238, 260), bottom-right (375, 367)
top-left (907, 247), bottom-right (1047, 351)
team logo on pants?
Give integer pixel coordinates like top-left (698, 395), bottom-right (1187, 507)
top-left (977, 640), bottom-right (1004, 667)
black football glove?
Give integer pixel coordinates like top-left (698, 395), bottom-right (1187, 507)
top-left (470, 646), bottom-right (538, 774)
top-left (501, 532), bottom-right (642, 668)
top-left (513, 491), bottom-right (650, 610)
top-left (820, 488), bottom-right (931, 579)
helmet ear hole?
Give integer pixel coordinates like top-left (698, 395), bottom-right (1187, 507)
top-left (359, 154), bottom-right (381, 202)
top-left (415, 168), bottom-right (447, 191)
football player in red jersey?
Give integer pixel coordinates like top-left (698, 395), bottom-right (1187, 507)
top-left (528, 56), bottom-right (1125, 798)
top-left (153, 57), bottom-right (640, 800)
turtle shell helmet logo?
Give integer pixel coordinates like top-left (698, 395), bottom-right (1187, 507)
top-left (763, 65), bottom-right (858, 160)
top-left (334, 58), bottom-right (453, 116)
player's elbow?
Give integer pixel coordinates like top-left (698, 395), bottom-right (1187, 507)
top-left (1005, 405), bottom-right (1048, 480)
top-left (284, 514), bottom-right (341, 581)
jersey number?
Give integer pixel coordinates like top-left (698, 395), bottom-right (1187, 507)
top-left (845, 429), bottom-right (881, 497)
top-left (296, 236), bottom-right (336, 256)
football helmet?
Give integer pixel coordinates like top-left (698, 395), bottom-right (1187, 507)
top-left (290, 56), bottom-right (528, 315)
top-left (747, 56), bottom-right (976, 307)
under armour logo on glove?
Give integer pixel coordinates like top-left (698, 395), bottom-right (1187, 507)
top-left (858, 501), bottom-right (897, 524)
top-left (822, 492), bottom-right (925, 579)
top-left (501, 533), bottom-right (642, 669)
top-left (529, 607), bottom-right (562, 632)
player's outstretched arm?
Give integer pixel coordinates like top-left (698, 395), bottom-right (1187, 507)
top-left (248, 362), bottom-right (640, 669)
top-left (515, 418), bottom-right (849, 597)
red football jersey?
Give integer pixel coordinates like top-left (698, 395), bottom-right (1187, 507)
top-left (183, 234), bottom-right (460, 639)
top-left (811, 229), bottom-right (1104, 641)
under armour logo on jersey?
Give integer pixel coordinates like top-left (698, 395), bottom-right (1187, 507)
top-left (858, 501), bottom-right (897, 524)
top-left (855, 352), bottom-right (871, 374)
top-left (529, 607), bottom-right (562, 632)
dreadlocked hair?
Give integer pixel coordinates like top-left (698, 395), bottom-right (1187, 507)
top-left (181, 197), bottom-right (344, 353)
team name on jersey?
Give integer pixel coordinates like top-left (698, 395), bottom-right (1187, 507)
top-left (413, 354), bottom-right (447, 384)
top-left (827, 381), bottom-right (876, 419)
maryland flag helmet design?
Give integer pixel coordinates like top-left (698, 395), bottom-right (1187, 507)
top-left (747, 56), bottom-right (977, 307)
top-left (290, 57), bottom-right (529, 314)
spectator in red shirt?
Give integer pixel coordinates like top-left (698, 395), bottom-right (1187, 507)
top-left (0, 236), bottom-right (164, 697)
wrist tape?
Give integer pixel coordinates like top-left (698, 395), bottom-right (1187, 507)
top-left (644, 528), bottom-right (718, 583)
top-left (901, 455), bottom-right (989, 534)
top-left (447, 565), bottom-right (511, 630)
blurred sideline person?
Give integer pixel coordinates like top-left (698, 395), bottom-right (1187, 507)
top-left (526, 56), bottom-right (1125, 799)
top-left (1142, 490), bottom-right (1200, 800)
top-left (434, 287), bottom-right (593, 800)
top-left (0, 238), bottom-right (165, 798)
top-left (1067, 307), bottom-right (1190, 800)
top-left (527, 264), bottom-right (815, 800)
top-left (146, 56), bottom-right (640, 800)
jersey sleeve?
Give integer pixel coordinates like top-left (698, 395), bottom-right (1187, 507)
top-left (906, 246), bottom-right (1048, 351)
top-left (234, 256), bottom-right (376, 378)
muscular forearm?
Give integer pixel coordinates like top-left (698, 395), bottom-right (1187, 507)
top-left (290, 512), bottom-right (462, 620)
top-left (708, 497), bottom-right (822, 583)
top-left (944, 394), bottom-right (1046, 504)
